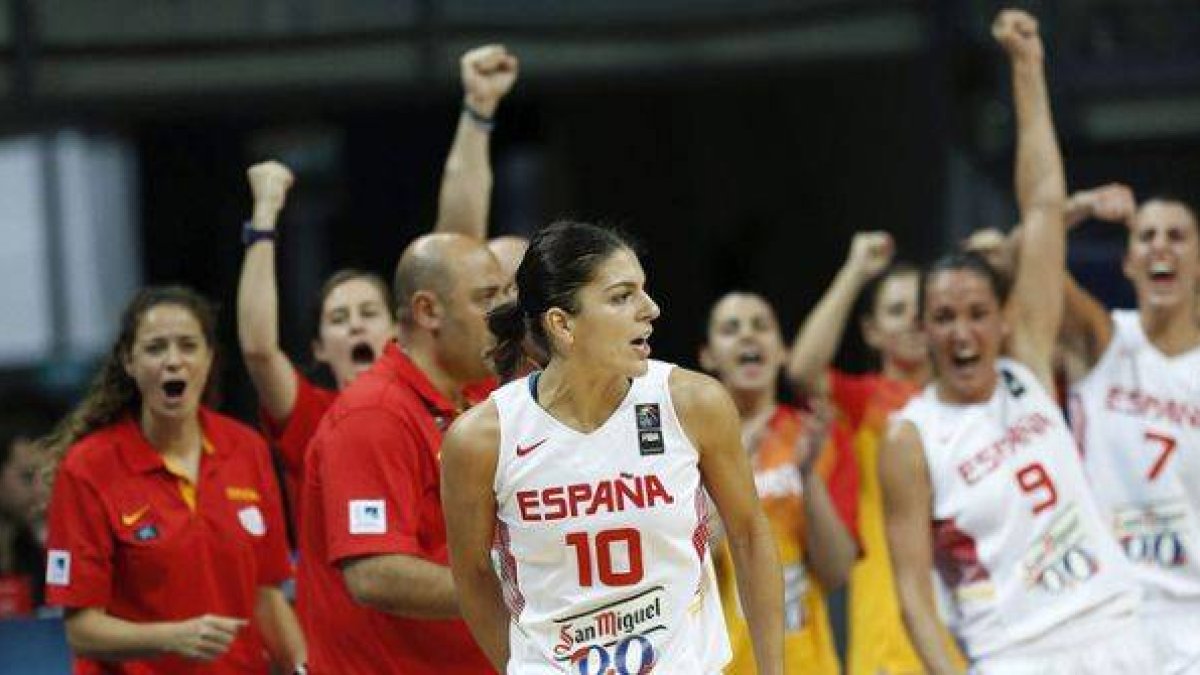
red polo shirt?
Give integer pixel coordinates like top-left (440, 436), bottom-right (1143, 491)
top-left (261, 369), bottom-right (336, 531)
top-left (45, 409), bottom-right (292, 674)
top-left (298, 343), bottom-right (492, 675)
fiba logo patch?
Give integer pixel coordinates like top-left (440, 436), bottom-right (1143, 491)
top-left (635, 404), bottom-right (664, 456)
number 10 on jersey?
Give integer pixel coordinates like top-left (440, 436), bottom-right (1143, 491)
top-left (566, 529), bottom-right (645, 587)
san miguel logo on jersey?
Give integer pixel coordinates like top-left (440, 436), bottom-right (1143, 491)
top-left (1021, 503), bottom-right (1099, 594)
top-left (635, 403), bottom-right (664, 456)
top-left (552, 586), bottom-right (665, 675)
top-left (1114, 500), bottom-right (1190, 569)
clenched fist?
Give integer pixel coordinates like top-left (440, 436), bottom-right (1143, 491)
top-left (992, 9), bottom-right (1043, 63)
top-left (846, 231), bottom-right (895, 280)
top-left (247, 161), bottom-right (295, 220)
top-left (461, 44), bottom-right (519, 118)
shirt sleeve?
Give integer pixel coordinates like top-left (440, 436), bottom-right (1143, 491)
top-left (248, 437), bottom-right (294, 586)
top-left (829, 368), bottom-right (875, 432)
top-left (261, 370), bottom-right (335, 479)
top-left (319, 408), bottom-right (428, 565)
top-left (44, 463), bottom-right (114, 609)
top-left (817, 419), bottom-right (861, 545)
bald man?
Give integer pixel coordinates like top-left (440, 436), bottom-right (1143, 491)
top-left (298, 233), bottom-right (502, 675)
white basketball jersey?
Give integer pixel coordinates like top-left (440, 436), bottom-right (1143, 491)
top-left (897, 359), bottom-right (1137, 659)
top-left (1071, 309), bottom-right (1200, 612)
top-left (491, 360), bottom-right (731, 674)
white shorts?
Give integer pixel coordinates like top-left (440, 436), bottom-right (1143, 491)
top-left (969, 612), bottom-right (1155, 675)
top-left (1145, 608), bottom-right (1200, 675)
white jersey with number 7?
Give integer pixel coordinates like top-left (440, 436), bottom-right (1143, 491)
top-left (1070, 309), bottom-right (1200, 611)
top-left (490, 360), bottom-right (731, 674)
top-left (896, 358), bottom-right (1138, 660)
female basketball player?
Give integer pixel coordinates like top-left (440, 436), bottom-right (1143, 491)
top-left (1064, 192), bottom-right (1200, 672)
top-left (787, 233), bottom-right (947, 675)
top-left (440, 221), bottom-right (784, 674)
top-left (880, 10), bottom-right (1150, 674)
top-left (702, 291), bottom-right (858, 674)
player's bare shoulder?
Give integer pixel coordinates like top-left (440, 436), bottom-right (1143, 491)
top-left (668, 366), bottom-right (739, 451)
top-left (443, 398), bottom-right (501, 465)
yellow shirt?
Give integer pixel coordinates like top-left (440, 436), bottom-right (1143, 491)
top-left (835, 371), bottom-right (965, 675)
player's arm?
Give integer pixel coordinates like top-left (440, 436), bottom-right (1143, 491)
top-left (237, 161), bottom-right (301, 422)
top-left (996, 9), bottom-right (1068, 390)
top-left (673, 368), bottom-right (784, 675)
top-left (254, 586), bottom-right (307, 672)
top-left (1057, 184), bottom-right (1133, 372)
top-left (880, 421), bottom-right (960, 675)
top-left (801, 472), bottom-right (857, 589)
top-left (787, 231), bottom-right (894, 395)
top-left (441, 399), bottom-right (510, 671)
top-left (65, 607), bottom-right (247, 662)
top-left (434, 45), bottom-right (519, 238)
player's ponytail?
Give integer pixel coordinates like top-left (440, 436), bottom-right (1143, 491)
top-left (487, 300), bottom-right (529, 382)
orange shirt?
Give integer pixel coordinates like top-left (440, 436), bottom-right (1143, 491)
top-left (717, 404), bottom-right (858, 674)
top-left (46, 410), bottom-right (291, 674)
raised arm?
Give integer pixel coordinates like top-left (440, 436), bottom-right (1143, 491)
top-left (1058, 183), bottom-right (1135, 372)
top-left (237, 161), bottom-right (300, 423)
top-left (996, 9), bottom-right (1068, 388)
top-left (787, 231), bottom-right (893, 393)
top-left (434, 45), bottom-right (519, 238)
top-left (674, 368), bottom-right (783, 675)
top-left (441, 400), bottom-right (510, 671)
top-left (880, 422), bottom-right (961, 675)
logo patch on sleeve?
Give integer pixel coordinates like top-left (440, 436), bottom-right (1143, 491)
top-left (349, 500), bottom-right (387, 534)
top-left (46, 550), bottom-right (71, 586)
top-left (238, 506), bottom-right (267, 536)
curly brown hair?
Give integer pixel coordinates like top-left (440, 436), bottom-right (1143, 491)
top-left (41, 286), bottom-right (219, 470)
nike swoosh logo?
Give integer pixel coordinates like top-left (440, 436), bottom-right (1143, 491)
top-left (516, 439), bottom-right (548, 457)
top-left (121, 505), bottom-right (150, 527)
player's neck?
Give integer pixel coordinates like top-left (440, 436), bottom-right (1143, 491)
top-left (538, 360), bottom-right (630, 433)
top-left (139, 409), bottom-right (203, 462)
top-left (729, 386), bottom-right (775, 421)
top-left (881, 355), bottom-right (930, 385)
top-left (1140, 304), bottom-right (1200, 356)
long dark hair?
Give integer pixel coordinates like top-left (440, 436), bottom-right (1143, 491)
top-left (42, 286), bottom-right (219, 465)
top-left (488, 221), bottom-right (635, 381)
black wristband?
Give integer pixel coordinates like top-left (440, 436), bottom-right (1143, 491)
top-left (242, 219), bottom-right (277, 247)
top-left (462, 102), bottom-right (495, 131)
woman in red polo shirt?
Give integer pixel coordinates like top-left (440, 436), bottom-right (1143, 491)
top-left (43, 286), bottom-right (306, 674)
top-left (237, 161), bottom-right (396, 515)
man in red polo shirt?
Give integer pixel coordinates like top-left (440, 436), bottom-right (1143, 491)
top-left (298, 232), bottom-right (503, 674)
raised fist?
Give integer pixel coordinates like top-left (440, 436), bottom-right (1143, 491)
top-left (847, 231), bottom-right (895, 279)
top-left (247, 161), bottom-right (294, 217)
top-left (1075, 183), bottom-right (1136, 225)
top-left (992, 9), bottom-right (1043, 63)
top-left (461, 44), bottom-right (519, 117)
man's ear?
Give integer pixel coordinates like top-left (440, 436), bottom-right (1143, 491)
top-left (411, 290), bottom-right (443, 331)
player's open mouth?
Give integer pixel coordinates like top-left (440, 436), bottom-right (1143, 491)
top-left (631, 334), bottom-right (652, 358)
top-left (737, 349), bottom-right (764, 365)
top-left (1149, 261), bottom-right (1176, 283)
top-left (351, 342), bottom-right (376, 365)
top-left (951, 350), bottom-right (981, 370)
top-left (162, 380), bottom-right (187, 401)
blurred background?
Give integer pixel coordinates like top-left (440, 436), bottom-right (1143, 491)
top-left (1, 0), bottom-right (1198, 417)
top-left (0, 0), bottom-right (1198, 670)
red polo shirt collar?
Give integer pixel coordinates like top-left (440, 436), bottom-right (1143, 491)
top-left (114, 409), bottom-right (222, 475)
top-left (379, 342), bottom-right (459, 419)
